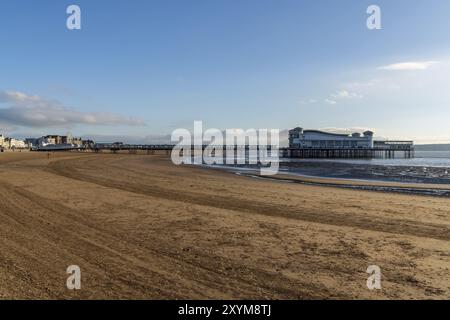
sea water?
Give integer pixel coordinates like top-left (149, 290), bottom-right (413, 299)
top-left (207, 151), bottom-right (450, 185)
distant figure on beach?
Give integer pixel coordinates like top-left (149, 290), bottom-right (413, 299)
top-left (47, 152), bottom-right (50, 160)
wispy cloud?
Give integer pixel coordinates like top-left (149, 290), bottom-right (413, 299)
top-left (0, 91), bottom-right (145, 128)
top-left (378, 61), bottom-right (439, 71)
top-left (320, 126), bottom-right (375, 134)
top-left (324, 99), bottom-right (337, 105)
top-left (301, 90), bottom-right (362, 106)
top-left (322, 90), bottom-right (362, 105)
top-left (299, 98), bottom-right (318, 105)
top-left (331, 90), bottom-right (363, 99)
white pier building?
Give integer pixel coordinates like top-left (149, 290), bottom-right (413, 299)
top-left (289, 127), bottom-right (374, 149)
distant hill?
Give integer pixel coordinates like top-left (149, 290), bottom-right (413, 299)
top-left (415, 144), bottom-right (450, 151)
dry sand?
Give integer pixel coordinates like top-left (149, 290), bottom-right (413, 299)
top-left (0, 152), bottom-right (449, 299)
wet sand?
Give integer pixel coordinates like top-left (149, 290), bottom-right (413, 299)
top-left (0, 152), bottom-right (449, 299)
top-left (279, 160), bottom-right (450, 185)
top-left (232, 171), bottom-right (450, 197)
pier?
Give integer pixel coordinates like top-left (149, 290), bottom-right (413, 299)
top-left (287, 127), bottom-right (415, 159)
top-left (32, 137), bottom-right (415, 160)
top-left (53, 142), bottom-right (415, 160)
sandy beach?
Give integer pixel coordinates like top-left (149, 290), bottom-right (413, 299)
top-left (0, 152), bottom-right (449, 299)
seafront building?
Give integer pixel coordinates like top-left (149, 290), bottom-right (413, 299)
top-left (8, 138), bottom-right (26, 149)
top-left (0, 133), bottom-right (93, 152)
top-left (0, 134), bottom-right (27, 151)
top-left (26, 134), bottom-right (94, 150)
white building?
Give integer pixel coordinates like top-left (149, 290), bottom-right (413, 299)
top-left (289, 127), bottom-right (374, 149)
top-left (0, 135), bottom-right (27, 150)
top-left (9, 138), bottom-right (26, 149)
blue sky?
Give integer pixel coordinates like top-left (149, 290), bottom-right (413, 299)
top-left (1, 0), bottom-right (450, 143)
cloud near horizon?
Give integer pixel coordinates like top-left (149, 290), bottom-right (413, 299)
top-left (378, 61), bottom-right (439, 71)
top-left (0, 91), bottom-right (145, 128)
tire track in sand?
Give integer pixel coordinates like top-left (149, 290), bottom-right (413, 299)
top-left (45, 156), bottom-right (450, 242)
top-left (0, 180), bottom-right (335, 299)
